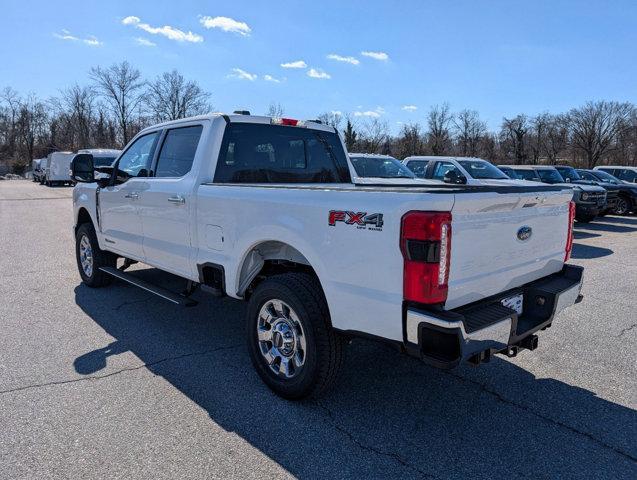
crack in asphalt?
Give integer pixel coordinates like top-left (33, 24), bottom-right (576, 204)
top-left (616, 323), bottom-right (637, 338)
top-left (314, 401), bottom-right (439, 479)
top-left (444, 370), bottom-right (637, 464)
top-left (0, 344), bottom-right (242, 396)
top-left (363, 342), bottom-right (637, 465)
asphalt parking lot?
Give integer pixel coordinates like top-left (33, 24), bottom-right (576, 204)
top-left (1, 180), bottom-right (636, 479)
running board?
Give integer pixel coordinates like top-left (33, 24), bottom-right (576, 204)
top-left (99, 267), bottom-right (197, 307)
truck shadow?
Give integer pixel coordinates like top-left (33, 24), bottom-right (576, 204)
top-left (574, 222), bottom-right (637, 233)
top-left (571, 243), bottom-right (614, 259)
top-left (594, 215), bottom-right (637, 226)
top-left (73, 271), bottom-right (637, 479)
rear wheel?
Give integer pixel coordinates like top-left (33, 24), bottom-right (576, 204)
top-left (614, 196), bottom-right (630, 215)
top-left (75, 223), bottom-right (116, 287)
top-left (246, 273), bottom-right (345, 399)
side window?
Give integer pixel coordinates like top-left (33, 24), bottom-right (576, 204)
top-left (617, 169), bottom-right (637, 182)
top-left (579, 171), bottom-right (594, 181)
top-left (115, 132), bottom-right (159, 182)
top-left (154, 125), bottom-right (203, 178)
top-left (406, 160), bottom-right (428, 178)
top-left (432, 162), bottom-right (459, 180)
top-left (214, 123), bottom-right (351, 183)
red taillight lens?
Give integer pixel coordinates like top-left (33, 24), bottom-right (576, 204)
top-left (400, 211), bottom-right (452, 304)
top-left (564, 201), bottom-right (576, 261)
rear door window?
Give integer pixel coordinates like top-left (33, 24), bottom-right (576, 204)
top-left (405, 160), bottom-right (429, 178)
top-left (616, 169), bottom-right (637, 182)
top-left (154, 125), bottom-right (203, 178)
top-left (431, 162), bottom-right (460, 180)
top-left (214, 123), bottom-right (351, 183)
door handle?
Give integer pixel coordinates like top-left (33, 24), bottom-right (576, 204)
top-left (124, 192), bottom-right (139, 199)
top-left (167, 195), bottom-right (186, 204)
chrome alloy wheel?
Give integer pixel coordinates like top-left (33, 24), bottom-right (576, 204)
top-left (257, 299), bottom-right (307, 379)
top-left (79, 234), bottom-right (94, 277)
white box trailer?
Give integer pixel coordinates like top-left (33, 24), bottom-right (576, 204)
top-left (77, 148), bottom-right (121, 167)
top-left (45, 152), bottom-right (74, 186)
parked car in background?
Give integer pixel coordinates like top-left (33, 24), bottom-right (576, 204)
top-left (498, 165), bottom-right (522, 179)
top-left (44, 151), bottom-right (75, 186)
top-left (403, 156), bottom-right (534, 186)
top-left (71, 112), bottom-right (583, 399)
top-left (578, 169), bottom-right (637, 215)
top-left (594, 166), bottom-right (637, 184)
top-left (501, 165), bottom-right (607, 222)
top-left (554, 165), bottom-right (619, 215)
top-left (349, 153), bottom-right (433, 184)
top-left (31, 158), bottom-right (46, 183)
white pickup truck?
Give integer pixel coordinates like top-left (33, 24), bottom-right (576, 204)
top-left (71, 113), bottom-right (584, 399)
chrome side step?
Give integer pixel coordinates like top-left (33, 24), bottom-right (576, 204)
top-left (99, 267), bottom-right (198, 307)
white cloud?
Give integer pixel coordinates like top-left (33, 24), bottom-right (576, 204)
top-left (135, 37), bottom-right (156, 47)
top-left (228, 68), bottom-right (257, 81)
top-left (280, 60), bottom-right (307, 69)
top-left (54, 29), bottom-right (101, 46)
top-left (326, 54), bottom-right (359, 65)
top-left (263, 74), bottom-right (281, 83)
top-left (307, 68), bottom-right (331, 79)
top-left (361, 50), bottom-right (389, 61)
top-left (121, 16), bottom-right (203, 43)
top-left (354, 111), bottom-right (381, 118)
top-left (354, 106), bottom-right (384, 118)
top-left (199, 16), bottom-right (251, 36)
top-left (402, 105), bottom-right (417, 112)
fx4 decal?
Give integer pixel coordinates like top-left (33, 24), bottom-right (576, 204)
top-left (328, 210), bottom-right (384, 231)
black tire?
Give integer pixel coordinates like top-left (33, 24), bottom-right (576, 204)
top-left (575, 213), bottom-right (595, 223)
top-left (75, 223), bottom-right (116, 287)
top-left (614, 196), bottom-right (631, 216)
top-left (246, 273), bottom-right (345, 400)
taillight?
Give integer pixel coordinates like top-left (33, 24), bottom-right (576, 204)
top-left (271, 117), bottom-right (305, 127)
top-left (564, 201), bottom-right (576, 261)
top-left (400, 211), bottom-right (452, 304)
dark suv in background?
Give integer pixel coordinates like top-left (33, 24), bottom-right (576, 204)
top-left (578, 169), bottom-right (637, 215)
top-left (554, 165), bottom-right (619, 216)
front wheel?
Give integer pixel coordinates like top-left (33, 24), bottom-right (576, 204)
top-left (614, 197), bottom-right (630, 216)
top-left (246, 273), bottom-right (345, 399)
top-left (75, 223), bottom-right (116, 287)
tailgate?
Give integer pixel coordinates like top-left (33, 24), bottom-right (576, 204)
top-left (445, 188), bottom-right (572, 309)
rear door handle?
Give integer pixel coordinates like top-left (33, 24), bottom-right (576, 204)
top-left (167, 195), bottom-right (186, 204)
top-left (124, 192), bottom-right (139, 199)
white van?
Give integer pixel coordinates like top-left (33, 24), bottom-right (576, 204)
top-left (44, 152), bottom-right (75, 186)
top-left (77, 148), bottom-right (121, 168)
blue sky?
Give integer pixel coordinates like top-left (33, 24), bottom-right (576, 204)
top-left (1, 0), bottom-right (635, 132)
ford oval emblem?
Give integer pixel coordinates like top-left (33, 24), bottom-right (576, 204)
top-left (517, 226), bottom-right (533, 241)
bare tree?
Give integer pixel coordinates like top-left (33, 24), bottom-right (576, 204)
top-left (501, 115), bottom-right (529, 164)
top-left (317, 111), bottom-right (342, 129)
top-left (426, 103), bottom-right (453, 155)
top-left (359, 118), bottom-right (389, 153)
top-left (90, 61), bottom-right (145, 144)
top-left (266, 102), bottom-right (285, 117)
top-left (395, 122), bottom-right (426, 158)
top-left (51, 84), bottom-right (96, 149)
top-left (528, 113), bottom-right (551, 164)
top-left (544, 114), bottom-right (569, 162)
top-left (147, 70), bottom-right (211, 122)
top-left (453, 109), bottom-right (486, 157)
top-left (568, 100), bottom-right (634, 168)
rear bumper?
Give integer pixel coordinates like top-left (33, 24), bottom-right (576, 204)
top-left (404, 264), bottom-right (584, 369)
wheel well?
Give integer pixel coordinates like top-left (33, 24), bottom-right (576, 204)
top-left (237, 241), bottom-right (318, 298)
top-left (75, 208), bottom-right (93, 234)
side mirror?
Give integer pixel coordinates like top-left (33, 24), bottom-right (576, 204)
top-left (71, 154), bottom-right (94, 183)
top-left (443, 170), bottom-right (467, 185)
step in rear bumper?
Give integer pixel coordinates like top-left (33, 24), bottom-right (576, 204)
top-left (403, 264), bottom-right (584, 369)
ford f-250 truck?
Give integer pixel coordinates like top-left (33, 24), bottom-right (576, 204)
top-left (71, 113), bottom-right (583, 399)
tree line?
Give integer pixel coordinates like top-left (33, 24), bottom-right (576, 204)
top-left (321, 101), bottom-right (637, 169)
top-left (1, 61), bottom-right (635, 173)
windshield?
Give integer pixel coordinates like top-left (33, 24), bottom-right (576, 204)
top-left (556, 166), bottom-right (581, 181)
top-left (458, 160), bottom-right (508, 179)
top-left (591, 170), bottom-right (620, 183)
top-left (513, 169), bottom-right (540, 181)
top-left (93, 156), bottom-right (117, 167)
top-left (350, 156), bottom-right (415, 179)
top-left (499, 167), bottom-right (521, 179)
top-left (537, 169), bottom-right (565, 184)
